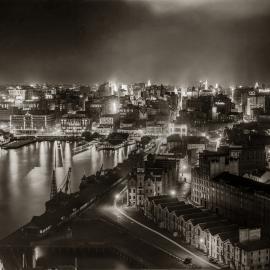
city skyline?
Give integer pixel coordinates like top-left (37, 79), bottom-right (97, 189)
top-left (1, 1), bottom-right (270, 270)
top-left (0, 0), bottom-right (270, 85)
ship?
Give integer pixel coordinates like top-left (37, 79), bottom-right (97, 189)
top-left (79, 164), bottom-right (121, 189)
top-left (22, 164), bottom-right (124, 238)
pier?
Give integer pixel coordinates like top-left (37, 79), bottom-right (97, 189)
top-left (1, 139), bottom-right (37, 149)
top-left (72, 141), bottom-right (96, 156)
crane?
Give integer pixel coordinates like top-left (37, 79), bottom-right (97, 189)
top-left (59, 167), bottom-right (72, 194)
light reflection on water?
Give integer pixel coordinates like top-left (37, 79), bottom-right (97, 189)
top-left (0, 141), bottom-right (134, 238)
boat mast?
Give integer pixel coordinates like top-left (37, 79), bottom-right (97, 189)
top-left (50, 148), bottom-right (58, 199)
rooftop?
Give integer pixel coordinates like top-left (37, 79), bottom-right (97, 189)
top-left (189, 215), bottom-right (220, 226)
top-left (174, 207), bottom-right (201, 217)
top-left (213, 172), bottom-right (270, 197)
top-left (238, 239), bottom-right (270, 252)
top-left (207, 224), bottom-right (239, 236)
top-left (159, 201), bottom-right (183, 209)
top-left (164, 202), bottom-right (186, 211)
top-left (182, 210), bottom-right (212, 221)
top-left (218, 231), bottom-right (239, 242)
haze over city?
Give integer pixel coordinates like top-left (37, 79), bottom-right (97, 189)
top-left (1, 1), bottom-right (270, 270)
top-left (0, 0), bottom-right (270, 85)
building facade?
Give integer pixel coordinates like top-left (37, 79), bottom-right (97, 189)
top-left (143, 195), bottom-right (270, 270)
top-left (61, 113), bottom-right (90, 136)
top-left (10, 112), bottom-right (55, 134)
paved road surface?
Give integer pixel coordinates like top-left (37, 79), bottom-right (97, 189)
top-left (88, 179), bottom-right (219, 270)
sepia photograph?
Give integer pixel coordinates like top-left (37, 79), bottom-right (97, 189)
top-left (0, 0), bottom-right (270, 269)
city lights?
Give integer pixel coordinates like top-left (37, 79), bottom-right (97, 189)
top-left (0, 78), bottom-right (269, 270)
top-left (111, 101), bottom-right (117, 114)
top-left (0, 0), bottom-right (268, 267)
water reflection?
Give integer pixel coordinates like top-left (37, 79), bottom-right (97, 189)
top-left (0, 141), bottom-right (135, 238)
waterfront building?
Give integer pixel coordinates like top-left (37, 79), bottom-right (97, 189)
top-left (61, 113), bottom-right (90, 136)
top-left (8, 87), bottom-right (27, 100)
top-left (10, 112), bottom-right (55, 134)
top-left (95, 114), bottom-right (118, 135)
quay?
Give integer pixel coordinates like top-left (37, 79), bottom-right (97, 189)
top-left (0, 148), bottom-right (143, 268)
top-left (72, 140), bottom-right (97, 156)
top-left (96, 140), bottom-right (136, 151)
top-left (1, 139), bottom-right (37, 149)
top-left (0, 135), bottom-right (84, 149)
top-left (0, 141), bottom-right (169, 270)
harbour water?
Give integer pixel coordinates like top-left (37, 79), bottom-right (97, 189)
top-left (0, 141), bottom-right (134, 239)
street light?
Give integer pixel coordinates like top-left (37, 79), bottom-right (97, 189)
top-left (114, 193), bottom-right (120, 208)
top-left (170, 190), bottom-right (176, 196)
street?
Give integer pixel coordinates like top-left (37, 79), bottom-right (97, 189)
top-left (88, 179), bottom-right (219, 270)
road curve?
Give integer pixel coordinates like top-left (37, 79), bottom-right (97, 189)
top-left (114, 205), bottom-right (220, 269)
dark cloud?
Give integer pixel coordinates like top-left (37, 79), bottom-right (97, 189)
top-left (0, 0), bottom-right (270, 86)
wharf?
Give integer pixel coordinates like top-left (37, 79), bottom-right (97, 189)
top-left (72, 140), bottom-right (96, 155)
top-left (1, 139), bottom-right (37, 149)
top-left (96, 140), bottom-right (136, 151)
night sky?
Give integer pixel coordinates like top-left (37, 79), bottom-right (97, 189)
top-left (0, 0), bottom-right (270, 86)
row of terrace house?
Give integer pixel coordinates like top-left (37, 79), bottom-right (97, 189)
top-left (144, 195), bottom-right (270, 270)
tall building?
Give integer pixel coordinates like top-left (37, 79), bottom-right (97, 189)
top-left (207, 172), bottom-right (270, 237)
top-left (191, 145), bottom-right (266, 207)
